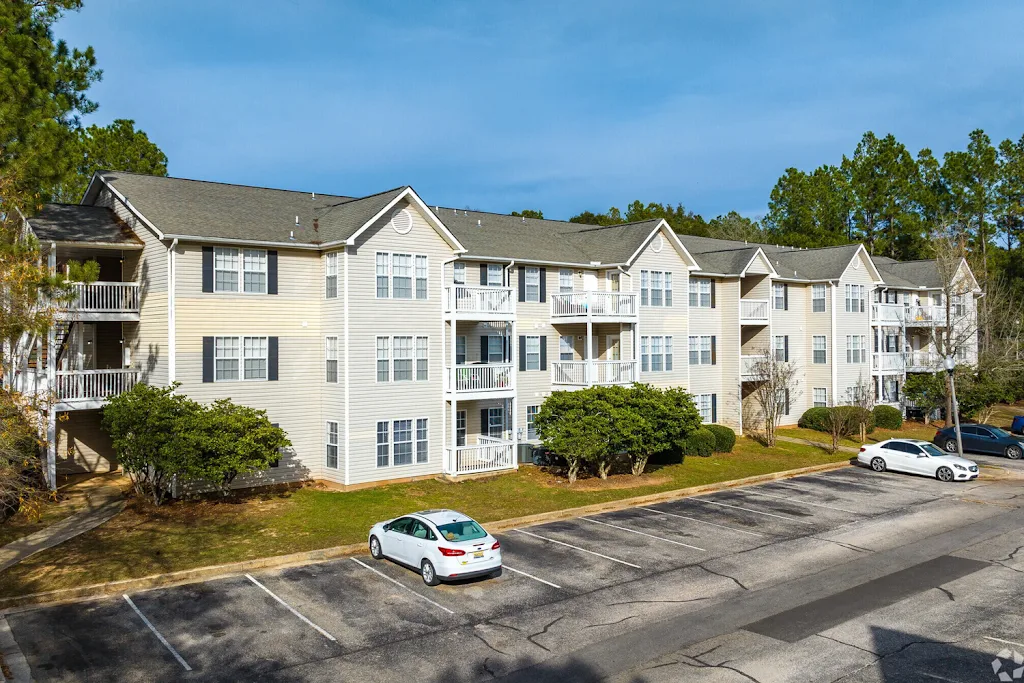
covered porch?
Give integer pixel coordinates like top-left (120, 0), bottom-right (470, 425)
top-left (443, 397), bottom-right (518, 477)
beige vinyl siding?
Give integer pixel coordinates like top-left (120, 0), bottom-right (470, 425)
top-left (347, 200), bottom-right (454, 485)
top-left (92, 187), bottom-right (169, 385)
top-left (836, 251), bottom-right (877, 403)
top-left (174, 243), bottom-right (324, 485)
top-left (55, 410), bottom-right (115, 474)
top-left (321, 248), bottom-right (346, 483)
top-left (687, 275), bottom-right (739, 428)
top-left (514, 265), bottom-right (559, 437)
top-left (768, 282), bottom-right (812, 425)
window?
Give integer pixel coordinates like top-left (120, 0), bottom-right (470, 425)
top-left (392, 254), bottom-right (412, 299)
top-left (214, 336), bottom-right (268, 381)
top-left (846, 335), bottom-right (868, 363)
top-left (325, 336), bottom-right (338, 383)
top-left (376, 337), bottom-right (389, 382)
top-left (453, 261), bottom-right (466, 285)
top-left (486, 264), bottom-right (503, 286)
top-left (456, 410), bottom-right (466, 447)
top-left (642, 270), bottom-right (672, 307)
top-left (243, 336), bottom-right (267, 379)
top-left (813, 388), bottom-right (827, 408)
top-left (559, 335), bottom-right (574, 361)
top-left (697, 394), bottom-right (713, 423)
top-left (643, 336), bottom-right (673, 372)
top-left (375, 253), bottom-right (389, 298)
top-left (487, 407), bottom-right (504, 438)
top-left (487, 335), bottom-right (504, 363)
top-left (845, 284), bottom-right (866, 313)
top-left (416, 336), bottom-right (428, 380)
top-left (526, 405), bottom-right (540, 440)
top-left (690, 278), bottom-right (712, 308)
top-left (559, 269), bottom-right (573, 294)
top-left (524, 267), bottom-right (541, 302)
top-left (393, 420), bottom-right (413, 466)
top-left (811, 284), bottom-right (827, 313)
top-left (326, 421), bottom-right (339, 469)
top-left (956, 344), bottom-right (968, 360)
top-left (416, 418), bottom-right (428, 463)
top-left (376, 421), bottom-right (389, 467)
top-left (607, 271), bottom-right (620, 292)
top-left (213, 248), bottom-right (238, 292)
top-left (525, 336), bottom-right (541, 370)
top-left (773, 335), bottom-right (786, 362)
top-left (393, 336), bottom-right (413, 380)
top-left (242, 249), bottom-right (267, 293)
top-left (210, 247), bottom-right (268, 293)
top-left (456, 336), bottom-right (466, 365)
top-left (689, 335), bottom-right (713, 365)
top-left (214, 336), bottom-right (240, 381)
top-left (954, 294), bottom-right (966, 317)
top-left (773, 283), bottom-right (786, 310)
top-left (813, 336), bottom-right (827, 364)
top-left (415, 255), bottom-right (428, 300)
top-left (325, 252), bottom-right (338, 298)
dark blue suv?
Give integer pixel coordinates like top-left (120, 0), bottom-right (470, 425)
top-left (933, 424), bottom-right (1024, 460)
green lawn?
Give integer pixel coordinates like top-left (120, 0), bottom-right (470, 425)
top-left (778, 421), bottom-right (940, 448)
top-left (0, 437), bottom-right (847, 599)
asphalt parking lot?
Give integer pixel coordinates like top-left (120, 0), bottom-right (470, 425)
top-left (3, 462), bottom-right (1023, 683)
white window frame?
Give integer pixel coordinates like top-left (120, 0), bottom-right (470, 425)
top-left (325, 252), bottom-right (338, 299)
top-left (524, 267), bottom-right (541, 302)
top-left (393, 419), bottom-right (414, 466)
top-left (487, 407), bottom-right (505, 439)
top-left (773, 283), bottom-right (785, 310)
top-left (393, 335), bottom-right (413, 381)
top-left (642, 270), bottom-right (672, 307)
top-left (376, 420), bottom-right (389, 467)
top-left (641, 270), bottom-right (650, 306)
top-left (416, 336), bottom-right (429, 380)
top-left (641, 335), bottom-right (650, 372)
top-left (376, 336), bottom-right (390, 382)
top-left (214, 335), bottom-right (268, 382)
top-left (376, 252), bottom-right (390, 298)
top-left (487, 335), bottom-right (505, 364)
top-left (559, 268), bottom-right (573, 294)
top-left (455, 335), bottom-right (466, 365)
top-left (812, 335), bottom-right (827, 364)
top-left (773, 335), bottom-right (786, 362)
top-left (242, 249), bottom-right (268, 294)
top-left (643, 335), bottom-right (673, 372)
top-left (486, 263), bottom-right (503, 287)
top-left (214, 247), bottom-right (240, 293)
top-left (845, 284), bottom-right (866, 313)
top-left (650, 271), bottom-right (663, 307)
top-left (376, 252), bottom-right (430, 300)
top-left (697, 394), bottom-right (713, 423)
top-left (392, 253), bottom-right (413, 299)
top-left (326, 421), bottom-right (339, 469)
top-left (456, 410), bottom-right (467, 447)
top-left (813, 388), bottom-right (827, 408)
top-left (376, 335), bottom-right (429, 382)
top-left (416, 418), bottom-right (429, 464)
top-left (689, 278), bottom-right (712, 308)
top-left (525, 336), bottom-right (541, 371)
top-left (812, 284), bottom-right (825, 312)
top-left (415, 255), bottom-right (428, 300)
top-left (453, 261), bottom-right (466, 285)
top-left (559, 334), bottom-right (574, 362)
top-left (325, 335), bottom-right (338, 383)
top-left (526, 405), bottom-right (540, 440)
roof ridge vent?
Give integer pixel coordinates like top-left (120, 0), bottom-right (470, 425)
top-left (312, 191), bottom-right (316, 200)
top-left (477, 219), bottom-right (481, 227)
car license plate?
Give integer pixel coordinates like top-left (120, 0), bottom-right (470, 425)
top-left (473, 551), bottom-right (484, 558)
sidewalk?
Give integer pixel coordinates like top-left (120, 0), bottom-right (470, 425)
top-left (0, 474), bottom-right (126, 573)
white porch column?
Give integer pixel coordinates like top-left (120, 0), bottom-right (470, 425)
top-left (586, 315), bottom-right (594, 387)
top-left (46, 410), bottom-right (57, 491)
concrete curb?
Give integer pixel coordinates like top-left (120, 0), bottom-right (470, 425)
top-left (0, 459), bottom-right (852, 613)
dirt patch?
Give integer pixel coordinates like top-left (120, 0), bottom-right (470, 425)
top-left (527, 468), bottom-right (671, 490)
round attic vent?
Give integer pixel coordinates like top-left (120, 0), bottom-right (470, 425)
top-left (390, 208), bottom-right (413, 235)
top-left (652, 234), bottom-right (665, 253)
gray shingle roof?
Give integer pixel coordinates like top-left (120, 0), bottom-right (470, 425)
top-left (28, 204), bottom-right (141, 244)
top-left (679, 234), bottom-right (866, 281)
top-left (872, 258), bottom-right (943, 289)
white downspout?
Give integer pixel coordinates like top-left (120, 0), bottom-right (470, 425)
top-left (167, 238), bottom-right (178, 385)
top-left (830, 281), bottom-right (838, 404)
top-left (344, 246), bottom-right (351, 485)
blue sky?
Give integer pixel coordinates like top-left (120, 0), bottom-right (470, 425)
top-left (56, 1), bottom-right (1024, 220)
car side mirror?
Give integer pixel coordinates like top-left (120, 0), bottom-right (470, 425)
top-left (383, 523), bottom-right (391, 532)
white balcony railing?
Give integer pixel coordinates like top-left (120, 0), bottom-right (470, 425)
top-left (741, 355), bottom-right (761, 379)
top-left (872, 303), bottom-right (904, 324)
top-left (550, 360), bottom-right (637, 386)
top-left (740, 299), bottom-right (769, 323)
top-left (871, 303), bottom-right (949, 326)
top-left (906, 351), bottom-right (941, 371)
top-left (550, 291), bottom-right (638, 319)
top-left (872, 352), bottom-right (905, 372)
top-left (444, 285), bottom-right (515, 316)
top-left (445, 363), bottom-right (514, 393)
top-left (55, 369), bottom-right (139, 403)
top-left (444, 440), bottom-right (516, 476)
top-left (63, 282), bottom-right (140, 314)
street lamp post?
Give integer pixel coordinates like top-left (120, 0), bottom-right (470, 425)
top-left (944, 356), bottom-right (963, 458)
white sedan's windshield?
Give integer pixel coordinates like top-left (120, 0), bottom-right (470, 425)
top-left (437, 520), bottom-right (487, 542)
top-left (921, 443), bottom-right (947, 457)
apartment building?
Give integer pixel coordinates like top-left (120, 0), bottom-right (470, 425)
top-left (10, 171), bottom-right (980, 490)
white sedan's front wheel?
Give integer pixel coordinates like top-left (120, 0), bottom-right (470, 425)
top-left (936, 466), bottom-right (954, 482)
top-left (369, 536), bottom-right (383, 560)
top-left (870, 456), bottom-right (886, 472)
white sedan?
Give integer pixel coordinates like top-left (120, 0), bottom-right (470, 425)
top-left (368, 509), bottom-right (502, 586)
top-left (858, 439), bottom-right (979, 482)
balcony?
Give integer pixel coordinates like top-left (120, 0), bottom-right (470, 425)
top-left (871, 352), bottom-right (905, 373)
top-left (444, 285), bottom-right (515, 319)
top-left (740, 299), bottom-right (769, 325)
top-left (905, 351), bottom-right (941, 372)
top-left (13, 368), bottom-right (139, 410)
top-left (58, 282), bottom-right (140, 321)
top-left (741, 354), bottom-right (761, 380)
top-left (444, 438), bottom-right (516, 476)
top-left (550, 360), bottom-right (638, 387)
top-left (871, 303), bottom-right (949, 327)
top-left (550, 291), bottom-right (638, 322)
top-left (444, 363), bottom-right (514, 399)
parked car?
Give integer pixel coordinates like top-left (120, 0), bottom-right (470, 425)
top-left (1010, 415), bottom-right (1024, 436)
top-left (368, 509), bottom-right (502, 586)
top-left (858, 439), bottom-right (979, 481)
top-left (933, 424), bottom-right (1024, 460)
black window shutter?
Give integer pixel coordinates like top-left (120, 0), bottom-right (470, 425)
top-left (539, 268), bottom-right (546, 302)
top-left (505, 336), bottom-right (511, 363)
top-left (784, 335), bottom-right (790, 362)
top-left (519, 335), bottom-right (527, 371)
top-left (783, 283), bottom-right (789, 310)
top-left (480, 336), bottom-right (488, 363)
top-left (202, 246), bottom-right (214, 293)
top-left (518, 266), bottom-right (526, 302)
top-left (539, 336), bottom-right (547, 370)
top-left (710, 280), bottom-right (716, 308)
top-left (710, 336), bottom-right (717, 365)
top-left (268, 337), bottom-right (279, 381)
top-left (480, 409), bottom-right (488, 436)
top-left (785, 389), bottom-right (790, 415)
top-left (480, 263), bottom-right (488, 286)
top-left (267, 250), bottom-right (278, 294)
top-left (711, 394), bottom-right (717, 423)
top-left (202, 337), bottom-right (214, 382)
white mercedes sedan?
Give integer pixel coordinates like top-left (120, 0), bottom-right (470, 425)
top-left (858, 439), bottom-right (979, 482)
top-left (368, 509), bottom-right (502, 586)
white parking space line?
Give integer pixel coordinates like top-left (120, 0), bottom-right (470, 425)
top-left (691, 498), bottom-right (816, 525)
top-left (984, 635), bottom-right (1024, 649)
top-left (123, 595), bottom-right (192, 672)
top-left (245, 574), bottom-right (337, 642)
top-left (639, 507), bottom-right (768, 537)
top-left (738, 488), bottom-right (865, 515)
top-left (579, 516), bottom-right (706, 551)
top-left (349, 558), bottom-right (456, 615)
top-left (511, 529), bottom-right (642, 569)
top-left (811, 472), bottom-right (954, 496)
top-left (502, 565), bottom-right (562, 589)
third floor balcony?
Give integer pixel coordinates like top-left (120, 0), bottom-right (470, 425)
top-left (444, 285), bottom-right (515, 320)
top-left (57, 282), bottom-right (140, 322)
top-left (739, 298), bottom-right (770, 325)
top-left (550, 291), bottom-right (638, 323)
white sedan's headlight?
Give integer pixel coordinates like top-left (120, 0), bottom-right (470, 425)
top-left (954, 464), bottom-right (967, 471)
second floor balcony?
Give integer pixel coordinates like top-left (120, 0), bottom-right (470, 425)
top-left (13, 367), bottom-right (139, 410)
top-left (551, 359), bottom-right (638, 387)
top-left (58, 282), bottom-right (140, 321)
top-left (444, 362), bottom-right (515, 398)
top-left (871, 351), bottom-right (906, 373)
top-left (550, 291), bottom-right (638, 322)
top-left (444, 285), bottom-right (515, 319)
top-left (740, 299), bottom-right (770, 325)
top-left (872, 303), bottom-right (953, 327)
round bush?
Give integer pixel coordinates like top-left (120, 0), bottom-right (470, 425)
top-left (798, 406), bottom-right (875, 433)
top-left (679, 427), bottom-right (717, 458)
top-left (872, 405), bottom-right (903, 430)
top-left (705, 424), bottom-right (737, 453)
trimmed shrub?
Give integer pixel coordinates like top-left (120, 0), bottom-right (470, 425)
top-left (679, 428), bottom-right (717, 458)
top-left (706, 424), bottom-right (737, 453)
top-left (873, 404), bottom-right (903, 430)
top-left (799, 406), bottom-right (875, 433)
